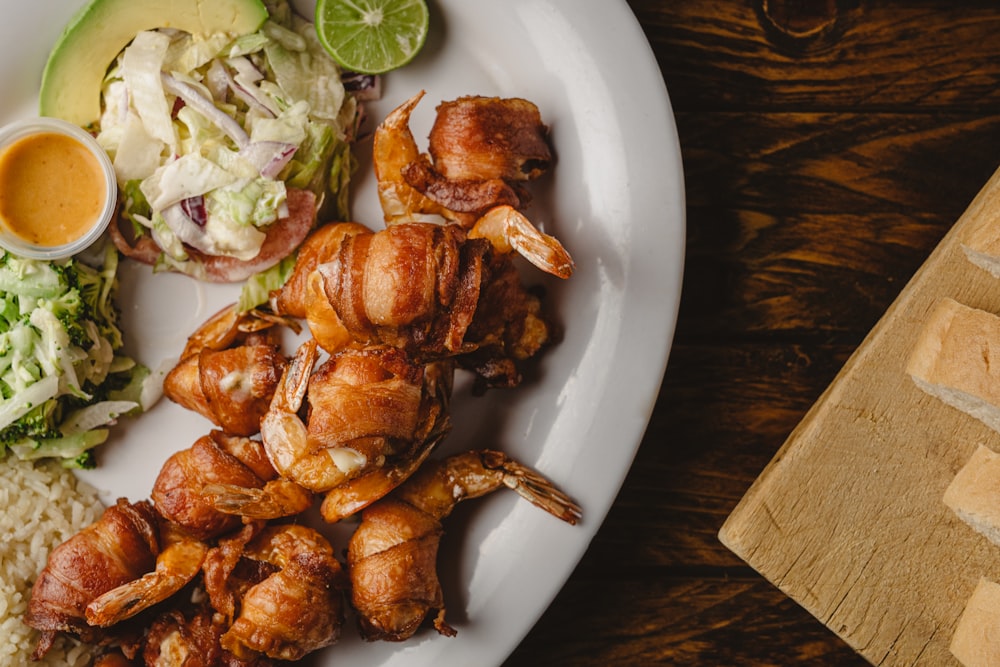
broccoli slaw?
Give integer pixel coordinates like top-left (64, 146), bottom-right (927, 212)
top-left (0, 242), bottom-right (153, 467)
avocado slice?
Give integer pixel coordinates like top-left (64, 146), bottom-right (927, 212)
top-left (40, 0), bottom-right (269, 128)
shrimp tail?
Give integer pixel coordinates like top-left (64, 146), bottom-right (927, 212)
top-left (469, 205), bottom-right (574, 279)
top-left (347, 449), bottom-right (581, 641)
top-left (279, 338), bottom-right (319, 414)
top-left (260, 338), bottom-right (319, 480)
top-left (374, 90), bottom-right (454, 224)
top-left (201, 479), bottom-right (314, 519)
top-left (85, 540), bottom-right (208, 628)
top-left (482, 450), bottom-right (582, 525)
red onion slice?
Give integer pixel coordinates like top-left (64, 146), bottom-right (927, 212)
top-left (239, 141), bottom-right (298, 178)
top-left (179, 195), bottom-right (208, 227)
top-left (161, 72), bottom-right (249, 148)
top-left (161, 202), bottom-right (213, 252)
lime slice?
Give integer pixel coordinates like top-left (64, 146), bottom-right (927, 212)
top-left (315, 0), bottom-right (429, 75)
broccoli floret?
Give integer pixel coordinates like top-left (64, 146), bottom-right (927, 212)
top-left (71, 247), bottom-right (124, 348)
top-left (0, 401), bottom-right (59, 447)
top-left (0, 252), bottom-right (69, 299)
top-left (39, 290), bottom-right (90, 349)
top-left (7, 429), bottom-right (107, 466)
top-left (62, 450), bottom-right (96, 470)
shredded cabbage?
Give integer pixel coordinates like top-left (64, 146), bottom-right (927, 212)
top-left (0, 243), bottom-right (154, 468)
top-left (96, 0), bottom-right (359, 278)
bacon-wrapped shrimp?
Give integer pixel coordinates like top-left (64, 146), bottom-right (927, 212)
top-left (314, 351), bottom-right (454, 523)
top-left (25, 499), bottom-right (162, 657)
top-left (202, 524), bottom-right (346, 661)
top-left (375, 91), bottom-right (552, 226)
top-left (151, 430), bottom-right (312, 541)
top-left (259, 339), bottom-right (453, 504)
top-left (142, 602), bottom-right (275, 667)
top-left (373, 91), bottom-right (570, 278)
top-left (347, 450), bottom-right (581, 641)
top-left (310, 219), bottom-right (572, 386)
top-left (271, 217), bottom-right (569, 388)
top-left (163, 334), bottom-right (288, 438)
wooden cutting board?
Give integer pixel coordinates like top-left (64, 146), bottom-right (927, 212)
top-left (719, 166), bottom-right (1000, 666)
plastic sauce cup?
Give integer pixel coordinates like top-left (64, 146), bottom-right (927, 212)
top-left (0, 117), bottom-right (117, 260)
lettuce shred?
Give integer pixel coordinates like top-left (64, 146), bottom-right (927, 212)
top-left (0, 243), bottom-right (152, 468)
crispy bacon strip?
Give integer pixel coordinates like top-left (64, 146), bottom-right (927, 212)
top-left (427, 96), bottom-right (552, 182)
top-left (270, 222), bottom-right (371, 319)
top-left (400, 154), bottom-right (524, 216)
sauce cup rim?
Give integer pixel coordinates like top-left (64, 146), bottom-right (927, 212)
top-left (0, 116), bottom-right (117, 261)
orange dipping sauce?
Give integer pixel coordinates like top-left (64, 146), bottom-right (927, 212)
top-left (0, 131), bottom-right (107, 248)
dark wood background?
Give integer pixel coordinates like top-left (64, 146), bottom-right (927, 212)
top-left (505, 1), bottom-right (1000, 665)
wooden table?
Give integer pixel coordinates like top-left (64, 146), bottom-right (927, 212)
top-left (505, 1), bottom-right (1000, 665)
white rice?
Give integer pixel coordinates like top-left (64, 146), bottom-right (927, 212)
top-left (1, 457), bottom-right (103, 666)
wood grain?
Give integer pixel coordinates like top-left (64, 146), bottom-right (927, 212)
top-left (505, 2), bottom-right (1000, 665)
top-left (638, 1), bottom-right (1000, 112)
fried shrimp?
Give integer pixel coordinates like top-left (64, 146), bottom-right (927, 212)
top-left (375, 91), bottom-right (553, 226)
top-left (142, 603), bottom-right (274, 667)
top-left (162, 303), bottom-right (296, 436)
top-left (163, 339), bottom-right (288, 437)
top-left (151, 431), bottom-right (312, 541)
top-left (347, 450), bottom-right (581, 641)
top-left (260, 339), bottom-right (453, 496)
top-left (285, 219), bottom-right (568, 387)
top-left (205, 524), bottom-right (347, 661)
top-left (25, 499), bottom-right (161, 657)
top-left (312, 222), bottom-right (482, 354)
top-left (164, 344), bottom-right (288, 437)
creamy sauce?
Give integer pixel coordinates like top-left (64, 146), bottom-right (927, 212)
top-left (0, 131), bottom-right (106, 247)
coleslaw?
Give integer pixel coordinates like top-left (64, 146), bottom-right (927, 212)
top-left (0, 242), bottom-right (154, 467)
top-left (96, 0), bottom-right (362, 283)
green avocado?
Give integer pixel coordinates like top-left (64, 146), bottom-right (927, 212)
top-left (40, 0), bottom-right (269, 128)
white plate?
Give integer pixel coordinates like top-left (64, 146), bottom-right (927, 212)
top-left (4, 1), bottom-right (684, 664)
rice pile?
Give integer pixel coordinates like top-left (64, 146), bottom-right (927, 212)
top-left (1, 457), bottom-right (103, 666)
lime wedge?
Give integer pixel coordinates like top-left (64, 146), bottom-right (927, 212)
top-left (315, 0), bottom-right (429, 75)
